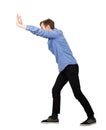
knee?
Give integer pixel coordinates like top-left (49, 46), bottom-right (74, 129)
top-left (52, 87), bottom-right (60, 98)
top-left (73, 91), bottom-right (83, 100)
top-left (74, 93), bottom-right (79, 100)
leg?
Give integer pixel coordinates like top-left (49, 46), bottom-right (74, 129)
top-left (64, 65), bottom-right (94, 118)
top-left (52, 71), bottom-right (68, 115)
top-left (41, 71), bottom-right (68, 123)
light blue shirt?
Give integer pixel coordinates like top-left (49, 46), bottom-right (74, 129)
top-left (26, 25), bottom-right (77, 72)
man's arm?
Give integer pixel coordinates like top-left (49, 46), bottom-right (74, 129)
top-left (16, 14), bottom-right (61, 39)
top-left (16, 14), bottom-right (26, 29)
top-left (26, 25), bottom-right (59, 38)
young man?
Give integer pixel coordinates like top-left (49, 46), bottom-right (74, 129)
top-left (16, 14), bottom-right (96, 125)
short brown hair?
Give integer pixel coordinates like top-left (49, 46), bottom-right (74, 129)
top-left (40, 18), bottom-right (55, 29)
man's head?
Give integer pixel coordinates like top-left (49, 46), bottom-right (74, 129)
top-left (40, 19), bottom-right (55, 30)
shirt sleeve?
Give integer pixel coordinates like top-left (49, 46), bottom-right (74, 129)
top-left (26, 25), bottom-right (59, 39)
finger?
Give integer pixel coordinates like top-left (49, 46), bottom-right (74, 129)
top-left (19, 16), bottom-right (23, 24)
top-left (17, 14), bottom-right (20, 19)
top-left (16, 15), bottom-right (19, 24)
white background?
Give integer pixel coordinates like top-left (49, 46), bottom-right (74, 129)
top-left (0, 0), bottom-right (106, 130)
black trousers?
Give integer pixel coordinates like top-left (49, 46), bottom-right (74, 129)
top-left (52, 64), bottom-right (94, 118)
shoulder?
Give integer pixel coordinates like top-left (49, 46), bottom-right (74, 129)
top-left (53, 28), bottom-right (63, 35)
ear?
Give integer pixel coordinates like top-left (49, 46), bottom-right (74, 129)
top-left (46, 25), bottom-right (51, 30)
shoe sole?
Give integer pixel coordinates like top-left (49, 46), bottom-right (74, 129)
top-left (80, 121), bottom-right (96, 126)
top-left (41, 121), bottom-right (59, 124)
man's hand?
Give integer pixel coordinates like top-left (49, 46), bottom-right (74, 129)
top-left (16, 14), bottom-right (26, 29)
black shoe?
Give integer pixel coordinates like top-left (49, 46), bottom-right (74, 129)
top-left (80, 117), bottom-right (96, 125)
top-left (41, 116), bottom-right (59, 123)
